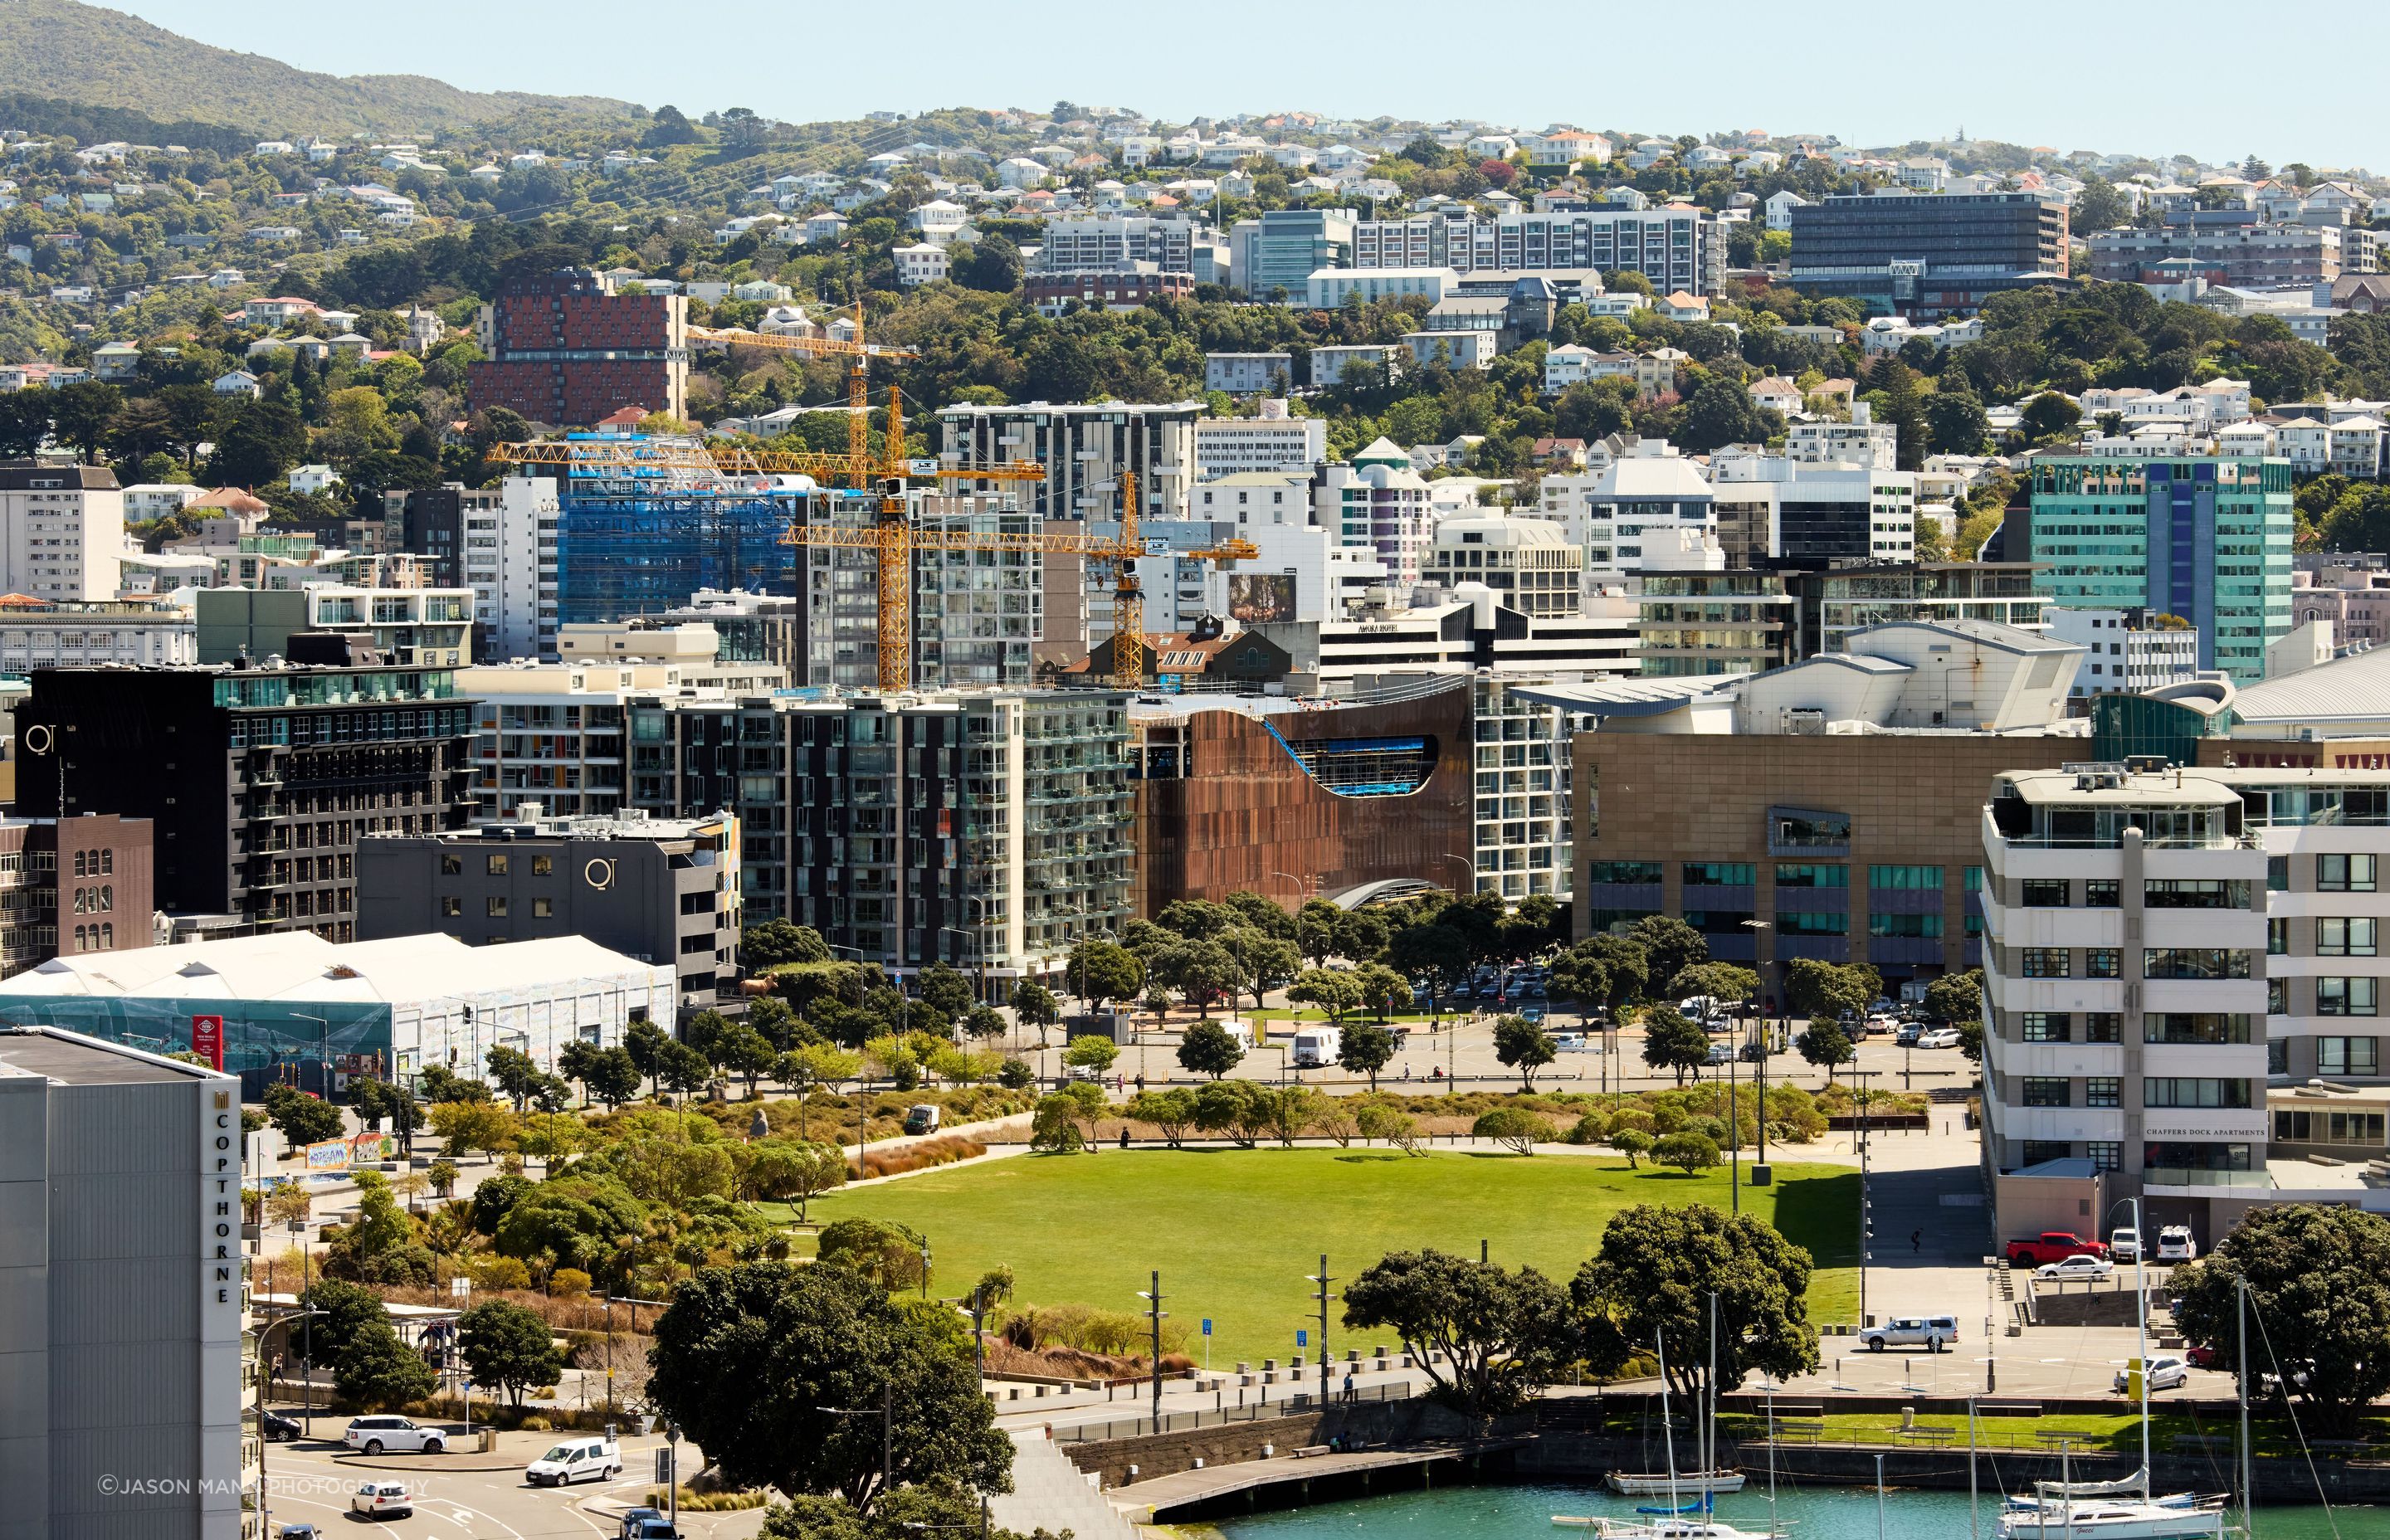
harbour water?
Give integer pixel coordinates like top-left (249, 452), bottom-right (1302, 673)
top-left (1216, 1479), bottom-right (2372, 1540)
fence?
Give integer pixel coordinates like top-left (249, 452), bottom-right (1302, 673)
top-left (1052, 1382), bottom-right (1413, 1443)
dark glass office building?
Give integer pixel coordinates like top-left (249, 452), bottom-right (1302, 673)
top-left (1788, 192), bottom-right (2069, 315)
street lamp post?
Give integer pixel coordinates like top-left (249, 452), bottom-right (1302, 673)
top-left (1741, 919), bottom-right (1773, 1172)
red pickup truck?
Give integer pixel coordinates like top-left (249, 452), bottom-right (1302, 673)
top-left (2007, 1231), bottom-right (2110, 1267)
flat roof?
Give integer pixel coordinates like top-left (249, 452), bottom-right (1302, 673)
top-left (1997, 768), bottom-right (2241, 807)
top-left (0, 1023), bottom-right (227, 1084)
top-left (0, 931), bottom-right (666, 1006)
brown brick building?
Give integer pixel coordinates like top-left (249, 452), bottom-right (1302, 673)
top-left (467, 268), bottom-right (689, 426)
top-left (1569, 733), bottom-right (2080, 1006)
top-left (1133, 682), bottom-right (1473, 914)
top-left (0, 812), bottom-right (154, 976)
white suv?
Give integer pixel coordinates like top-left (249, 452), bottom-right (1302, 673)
top-left (351, 1482), bottom-right (413, 1519)
top-left (1858, 1315), bottom-right (1959, 1353)
top-left (344, 1416), bottom-right (447, 1455)
top-left (2156, 1225), bottom-right (2198, 1262)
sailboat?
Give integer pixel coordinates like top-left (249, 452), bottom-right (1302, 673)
top-left (1563, 1326), bottom-right (1764, 1540)
top-left (1606, 1300), bottom-right (1746, 1498)
top-left (1994, 1201), bottom-right (2225, 1540)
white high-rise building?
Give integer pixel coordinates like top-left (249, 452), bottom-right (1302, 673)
top-left (0, 463), bottom-right (123, 601)
top-left (1192, 401), bottom-right (1327, 481)
top-left (936, 402), bottom-right (1199, 523)
top-left (1980, 763), bottom-right (2271, 1240)
top-left (464, 476), bottom-right (561, 660)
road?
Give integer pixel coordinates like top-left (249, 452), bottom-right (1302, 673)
top-left (256, 1424), bottom-right (768, 1539)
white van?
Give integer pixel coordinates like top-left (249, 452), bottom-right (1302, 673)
top-left (1291, 1026), bottom-right (1341, 1068)
top-left (525, 1435), bottom-right (621, 1488)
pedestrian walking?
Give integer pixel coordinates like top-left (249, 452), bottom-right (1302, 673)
top-left (1910, 1228), bottom-right (1921, 1254)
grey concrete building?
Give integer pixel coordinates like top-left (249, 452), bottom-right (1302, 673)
top-left (354, 808), bottom-right (739, 1016)
top-left (0, 1026), bottom-right (245, 1540)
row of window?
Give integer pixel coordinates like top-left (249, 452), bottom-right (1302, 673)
top-left (440, 894), bottom-right (554, 919)
top-left (2017, 948), bottom-right (2255, 980)
top-left (2016, 1011), bottom-right (2256, 1045)
top-left (68, 921), bottom-right (115, 952)
top-left (1586, 861), bottom-right (1990, 892)
top-left (69, 848), bottom-right (115, 877)
top-left (2270, 917), bottom-right (2383, 956)
top-left (2017, 1141), bottom-right (2254, 1172)
top-left (2273, 1109), bottom-right (2387, 1146)
top-left (440, 852), bottom-right (555, 877)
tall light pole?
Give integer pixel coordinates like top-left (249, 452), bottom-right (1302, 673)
top-left (1740, 919), bottom-right (1772, 1172)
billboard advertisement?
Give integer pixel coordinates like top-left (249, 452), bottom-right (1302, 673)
top-left (1228, 573), bottom-right (1297, 625)
top-left (190, 1014), bottom-right (224, 1071)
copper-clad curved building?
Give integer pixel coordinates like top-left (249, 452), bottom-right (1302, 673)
top-left (1130, 678), bottom-right (1474, 913)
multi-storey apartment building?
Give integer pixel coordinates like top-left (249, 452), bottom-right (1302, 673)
top-left (460, 476), bottom-right (561, 660)
top-left (195, 586), bottom-right (476, 667)
top-left (1029, 215), bottom-right (1198, 274)
top-left (937, 402), bottom-right (1199, 523)
top-left (2089, 212), bottom-right (2376, 290)
top-left (13, 659), bottom-right (476, 941)
top-left (0, 812), bottom-right (154, 976)
top-left (0, 462), bottom-right (124, 601)
top-left (1316, 449), bottom-right (1435, 588)
top-left (2041, 608), bottom-right (2202, 699)
top-left (801, 491), bottom-right (1044, 689)
top-left (1349, 209), bottom-right (1724, 295)
top-left (469, 266), bottom-right (689, 425)
top-left (1788, 191), bottom-right (2069, 315)
top-left (1980, 763), bottom-right (2271, 1240)
top-left (358, 809), bottom-right (739, 1013)
top-left (1192, 402), bottom-right (1328, 480)
top-left (2025, 456), bottom-right (2295, 685)
top-left (0, 597), bottom-right (195, 678)
top-left (626, 690), bottom-right (1133, 995)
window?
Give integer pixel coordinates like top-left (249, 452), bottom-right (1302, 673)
top-left (1683, 862), bottom-right (1754, 886)
top-left (2022, 1078), bottom-right (2071, 1107)
top-left (2147, 1013), bottom-right (2252, 1044)
top-left (2147, 1078), bottom-right (2251, 1109)
top-left (1963, 866), bottom-right (1983, 894)
top-left (2022, 1140), bottom-right (2071, 1167)
top-left (2085, 1013), bottom-right (2122, 1043)
top-left (2085, 880), bottom-right (2121, 908)
top-left (486, 895), bottom-right (509, 918)
top-left (1774, 864), bottom-right (1846, 888)
top-left (2319, 918), bottom-right (2380, 957)
top-left (440, 895), bottom-right (461, 917)
top-left (2275, 1109), bottom-right (2388, 1145)
top-left (2270, 1038), bottom-right (2290, 1075)
top-left (1775, 909), bottom-right (1848, 935)
top-left (2022, 879), bottom-right (2070, 907)
top-left (2270, 918), bottom-right (2290, 957)
top-left (100, 850), bottom-right (110, 875)
top-left (2319, 853), bottom-right (2378, 892)
top-left (486, 853), bottom-right (510, 876)
top-left (533, 896), bottom-right (554, 918)
top-left (2145, 879), bottom-right (2251, 909)
top-left (2086, 1140), bottom-right (2122, 1172)
top-left (1587, 861), bottom-right (1663, 885)
top-left (2022, 1012), bottom-right (2071, 1042)
top-left (2085, 948), bottom-right (2121, 978)
top-left (2269, 855), bottom-right (2290, 892)
top-left (1870, 913), bottom-right (1944, 938)
top-left (2144, 948), bottom-right (2252, 980)
top-left (1869, 865), bottom-right (1944, 890)
top-left (2085, 1077), bottom-right (2122, 1108)
top-left (2144, 1141), bottom-right (2253, 1172)
top-left (441, 854), bottom-right (461, 875)
top-left (532, 855), bottom-right (554, 876)
top-left (2318, 977), bottom-right (2380, 1016)
top-left (2319, 1037), bottom-right (2382, 1076)
top-left (2022, 948), bottom-right (2070, 977)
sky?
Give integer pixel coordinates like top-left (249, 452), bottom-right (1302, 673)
top-left (112, 0), bottom-right (2390, 173)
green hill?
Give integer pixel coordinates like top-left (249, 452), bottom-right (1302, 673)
top-left (0, 0), bottom-right (645, 139)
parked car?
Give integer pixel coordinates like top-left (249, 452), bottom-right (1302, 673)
top-left (1738, 1041), bottom-right (1764, 1062)
top-left (278, 1526), bottom-right (322, 1540)
top-left (2156, 1225), bottom-right (2198, 1262)
top-left (2186, 1344), bottom-right (2221, 1369)
top-left (1519, 1005), bottom-right (1547, 1024)
top-left (1893, 1022), bottom-right (1924, 1046)
top-left (2008, 1232), bottom-right (2110, 1267)
top-left (1917, 1027), bottom-right (1963, 1049)
top-left (1866, 1013), bottom-right (1900, 1036)
top-left (1552, 1031), bottom-right (1589, 1052)
top-left (343, 1416), bottom-right (446, 1455)
top-left (617, 1511), bottom-right (667, 1540)
top-left (2036, 1253), bottom-right (2117, 1282)
top-left (1705, 1042), bottom-right (1732, 1065)
top-left (2110, 1227), bottom-right (2141, 1263)
top-left (350, 1483), bottom-right (413, 1520)
top-left (526, 1435), bottom-right (622, 1488)
top-left (2115, 1355), bottom-right (2191, 1394)
top-left (1858, 1315), bottom-right (1959, 1353)
top-left (261, 1411), bottom-right (301, 1442)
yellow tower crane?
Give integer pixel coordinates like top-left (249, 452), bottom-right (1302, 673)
top-left (682, 298), bottom-right (906, 490)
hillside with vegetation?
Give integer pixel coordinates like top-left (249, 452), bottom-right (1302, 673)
top-left (0, 0), bottom-right (642, 139)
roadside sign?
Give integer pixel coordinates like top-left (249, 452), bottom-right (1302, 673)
top-left (190, 1015), bottom-right (224, 1070)
top-left (1201, 1319), bottom-right (1212, 1337)
top-left (1296, 1329), bottom-right (1308, 1348)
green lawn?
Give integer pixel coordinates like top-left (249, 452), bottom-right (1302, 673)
top-left (798, 1148), bottom-right (1858, 1365)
